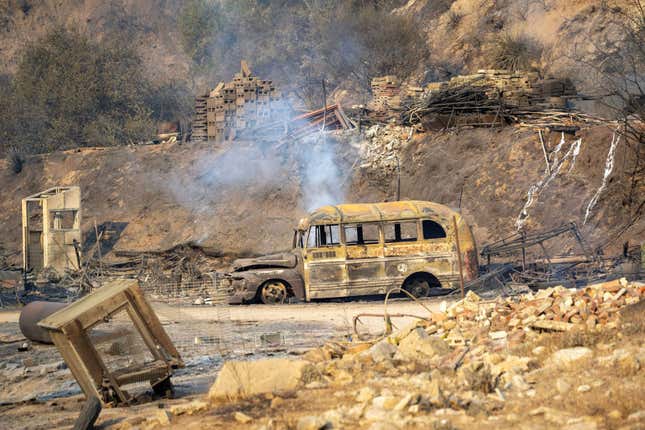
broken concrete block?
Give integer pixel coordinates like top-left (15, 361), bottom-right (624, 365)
top-left (208, 358), bottom-right (312, 400)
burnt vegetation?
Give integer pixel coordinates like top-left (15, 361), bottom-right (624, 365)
top-left (488, 32), bottom-right (542, 72)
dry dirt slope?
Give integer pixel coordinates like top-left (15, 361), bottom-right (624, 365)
top-left (0, 125), bottom-right (640, 263)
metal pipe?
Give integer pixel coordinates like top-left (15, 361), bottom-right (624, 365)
top-left (19, 301), bottom-right (67, 344)
top-left (453, 216), bottom-right (466, 299)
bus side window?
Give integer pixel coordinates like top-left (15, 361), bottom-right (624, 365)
top-left (384, 221), bottom-right (418, 243)
top-left (422, 220), bottom-right (447, 239)
top-left (344, 223), bottom-right (380, 245)
top-left (307, 226), bottom-right (317, 248)
top-left (344, 225), bottom-right (359, 245)
top-left (309, 225), bottom-right (341, 247)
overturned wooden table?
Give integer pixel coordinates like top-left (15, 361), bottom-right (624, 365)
top-left (38, 279), bottom-right (184, 405)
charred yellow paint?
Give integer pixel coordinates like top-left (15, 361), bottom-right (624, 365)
top-left (298, 201), bottom-right (478, 300)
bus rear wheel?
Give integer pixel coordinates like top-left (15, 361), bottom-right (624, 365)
top-left (402, 277), bottom-right (430, 298)
top-left (259, 280), bottom-right (288, 304)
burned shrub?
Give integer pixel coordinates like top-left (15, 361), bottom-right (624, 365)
top-left (488, 32), bottom-right (542, 71)
top-left (8, 148), bottom-right (24, 174)
top-left (446, 10), bottom-right (463, 29)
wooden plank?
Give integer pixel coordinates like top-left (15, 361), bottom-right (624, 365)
top-left (39, 279), bottom-right (137, 330)
top-left (51, 331), bottom-right (102, 401)
top-left (127, 286), bottom-right (183, 364)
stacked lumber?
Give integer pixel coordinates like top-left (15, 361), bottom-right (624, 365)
top-left (194, 61), bottom-right (283, 142)
top-left (191, 93), bottom-right (209, 141)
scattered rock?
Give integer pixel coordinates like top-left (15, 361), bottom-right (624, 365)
top-left (547, 347), bottom-right (593, 367)
top-left (555, 378), bottom-right (572, 394)
top-left (361, 340), bottom-right (397, 363)
top-left (169, 400), bottom-right (208, 416)
top-left (394, 393), bottom-right (414, 411)
top-left (296, 415), bottom-right (330, 430)
top-left (332, 369), bottom-right (353, 386)
top-left (489, 331), bottom-right (507, 340)
top-left (372, 395), bottom-right (399, 410)
top-left (356, 387), bottom-right (376, 403)
top-left (234, 411), bottom-right (253, 424)
top-left (270, 396), bottom-right (285, 408)
top-left (576, 384), bottom-right (591, 393)
top-left (155, 409), bottom-right (171, 425)
top-left (396, 328), bottom-right (450, 360)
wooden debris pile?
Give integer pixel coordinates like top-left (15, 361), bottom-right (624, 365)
top-left (366, 70), bottom-right (599, 130)
top-left (240, 103), bottom-right (354, 141)
top-left (192, 61), bottom-right (284, 142)
top-left (286, 104), bottom-right (353, 140)
top-left (440, 278), bottom-right (643, 337)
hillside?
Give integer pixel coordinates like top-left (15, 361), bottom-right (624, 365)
top-left (0, 1), bottom-right (634, 104)
top-left (0, 124), bottom-right (640, 266)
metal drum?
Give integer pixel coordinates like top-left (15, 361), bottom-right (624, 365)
top-left (19, 301), bottom-right (67, 344)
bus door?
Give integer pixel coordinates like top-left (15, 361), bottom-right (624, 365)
top-left (304, 223), bottom-right (348, 299)
top-left (344, 223), bottom-right (384, 296)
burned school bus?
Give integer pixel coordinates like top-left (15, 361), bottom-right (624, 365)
top-left (223, 201), bottom-right (478, 304)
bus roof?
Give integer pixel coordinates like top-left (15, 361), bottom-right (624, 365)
top-left (297, 200), bottom-right (462, 230)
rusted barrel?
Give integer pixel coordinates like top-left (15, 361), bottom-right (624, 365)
top-left (19, 301), bottom-right (67, 344)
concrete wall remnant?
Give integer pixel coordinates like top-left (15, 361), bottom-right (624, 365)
top-left (22, 186), bottom-right (82, 274)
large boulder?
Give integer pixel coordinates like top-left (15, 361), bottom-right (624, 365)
top-left (209, 358), bottom-right (313, 400)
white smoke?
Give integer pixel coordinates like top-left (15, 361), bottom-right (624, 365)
top-left (163, 102), bottom-right (348, 232)
top-left (583, 131), bottom-right (620, 225)
top-left (298, 135), bottom-right (347, 211)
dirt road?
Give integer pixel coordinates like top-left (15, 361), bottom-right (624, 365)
top-left (0, 296), bottom-right (454, 429)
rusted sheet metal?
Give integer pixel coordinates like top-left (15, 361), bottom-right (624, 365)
top-left (38, 279), bottom-right (183, 406)
top-left (19, 301), bottom-right (67, 344)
